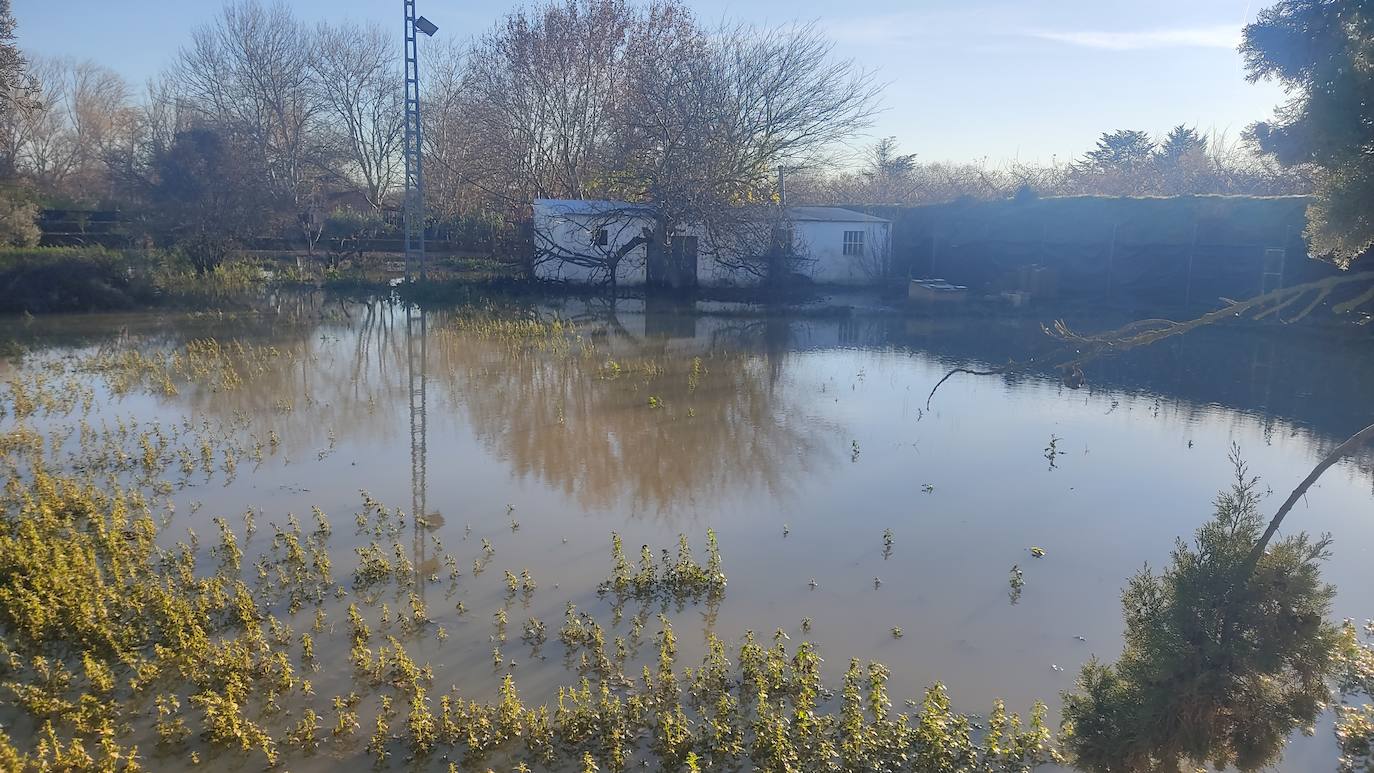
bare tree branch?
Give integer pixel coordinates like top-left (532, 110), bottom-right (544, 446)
top-left (1244, 422), bottom-right (1374, 575)
top-left (926, 272), bottom-right (1374, 408)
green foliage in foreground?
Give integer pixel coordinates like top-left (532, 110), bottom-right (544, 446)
top-left (1062, 451), bottom-right (1340, 772)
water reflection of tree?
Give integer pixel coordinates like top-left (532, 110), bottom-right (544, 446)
top-left (169, 301), bottom-right (413, 456)
top-left (133, 301), bottom-right (837, 518)
top-left (1063, 449), bottom-right (1338, 772)
top-left (429, 311), bottom-right (836, 517)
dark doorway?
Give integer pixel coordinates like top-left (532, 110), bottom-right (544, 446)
top-left (647, 233), bottom-right (699, 289)
top-left (669, 235), bottom-right (699, 289)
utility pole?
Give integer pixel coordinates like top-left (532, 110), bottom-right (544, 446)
top-left (402, 3), bottom-right (438, 590)
top-left (403, 2), bottom-right (438, 282)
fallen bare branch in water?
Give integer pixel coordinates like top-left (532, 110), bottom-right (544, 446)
top-left (925, 365), bottom-right (1016, 408)
top-left (1046, 272), bottom-right (1374, 362)
top-left (926, 272), bottom-right (1374, 407)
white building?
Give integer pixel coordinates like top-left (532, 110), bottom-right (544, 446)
top-left (531, 199), bottom-right (890, 287)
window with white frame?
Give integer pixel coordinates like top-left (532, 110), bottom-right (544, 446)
top-left (843, 230), bottom-right (865, 256)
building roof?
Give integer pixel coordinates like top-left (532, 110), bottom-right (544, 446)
top-left (533, 199), bottom-right (888, 224)
top-left (784, 206), bottom-right (889, 224)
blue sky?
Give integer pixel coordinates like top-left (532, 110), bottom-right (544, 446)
top-left (13, 0), bottom-right (1289, 164)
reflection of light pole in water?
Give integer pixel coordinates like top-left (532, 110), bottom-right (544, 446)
top-left (405, 304), bottom-right (439, 591)
top-left (403, 2), bottom-right (438, 282)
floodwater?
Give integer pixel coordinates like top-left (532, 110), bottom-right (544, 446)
top-left (5, 296), bottom-right (1374, 770)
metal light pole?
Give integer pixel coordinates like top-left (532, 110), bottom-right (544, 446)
top-left (403, 2), bottom-right (437, 282)
top-left (402, 3), bottom-right (438, 591)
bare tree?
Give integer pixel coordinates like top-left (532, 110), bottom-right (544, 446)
top-left (612, 18), bottom-right (880, 284)
top-left (422, 39), bottom-right (484, 222)
top-left (516, 11), bottom-right (879, 286)
top-left (309, 21), bottom-right (403, 210)
top-left (462, 0), bottom-right (637, 207)
top-left (101, 75), bottom-right (191, 209)
top-left (0, 55), bottom-right (134, 202)
top-left (136, 76), bottom-right (188, 160)
top-left (171, 0), bottom-right (326, 245)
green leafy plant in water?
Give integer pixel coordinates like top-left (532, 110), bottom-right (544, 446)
top-left (603, 531), bottom-right (726, 602)
top-left (522, 617), bottom-right (547, 647)
top-left (0, 358), bottom-right (1068, 772)
top-left (1044, 434), bottom-right (1065, 470)
top-left (1008, 565), bottom-right (1025, 604)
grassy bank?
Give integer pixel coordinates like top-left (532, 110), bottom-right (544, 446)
top-left (0, 248), bottom-right (274, 314)
top-left (0, 245), bottom-right (586, 315)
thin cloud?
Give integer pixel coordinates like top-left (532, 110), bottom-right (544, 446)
top-left (1028, 24), bottom-right (1241, 50)
top-left (824, 13), bottom-right (924, 46)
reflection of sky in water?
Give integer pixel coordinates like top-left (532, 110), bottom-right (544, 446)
top-left (6, 302), bottom-right (1373, 772)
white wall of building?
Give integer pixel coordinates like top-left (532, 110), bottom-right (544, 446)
top-left (794, 220), bottom-right (891, 285)
top-left (533, 201), bottom-right (890, 287)
top-left (531, 204), bottom-right (652, 285)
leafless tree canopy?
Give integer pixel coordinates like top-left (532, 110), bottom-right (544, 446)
top-left (0, 55), bottom-right (134, 201)
top-left (455, 0), bottom-right (883, 216)
top-left (172, 1), bottom-right (323, 211)
top-left (309, 21), bottom-right (403, 209)
top-left (460, 0), bottom-right (637, 205)
top-left (610, 17), bottom-right (879, 222)
top-left (443, 0), bottom-right (880, 280)
top-left (420, 39), bottom-right (480, 222)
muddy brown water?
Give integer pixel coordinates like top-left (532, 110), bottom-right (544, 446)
top-left (4, 298), bottom-right (1373, 771)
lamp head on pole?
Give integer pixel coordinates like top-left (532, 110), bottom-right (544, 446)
top-left (415, 16), bottom-right (438, 36)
